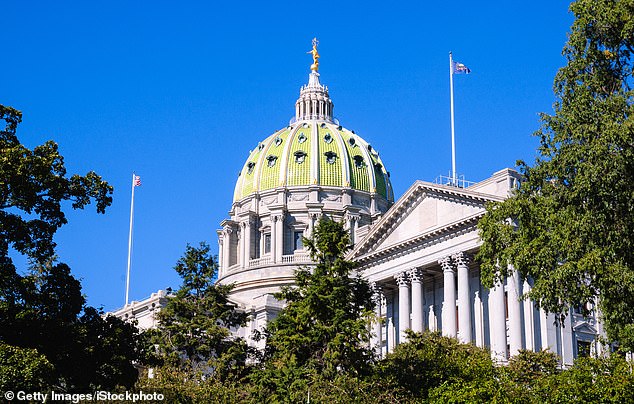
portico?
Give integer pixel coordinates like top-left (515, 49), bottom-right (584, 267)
top-left (351, 169), bottom-right (541, 363)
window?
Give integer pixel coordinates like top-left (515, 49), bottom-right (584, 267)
top-left (247, 162), bottom-right (256, 174)
top-left (353, 155), bottom-right (365, 168)
top-left (264, 234), bottom-right (271, 254)
top-left (324, 133), bottom-right (333, 143)
top-left (266, 155), bottom-right (278, 167)
top-left (324, 151), bottom-right (337, 164)
top-left (275, 136), bottom-right (283, 146)
top-left (298, 133), bottom-right (307, 143)
top-left (293, 231), bottom-right (304, 250)
top-left (577, 340), bottom-right (592, 357)
top-left (294, 150), bottom-right (307, 164)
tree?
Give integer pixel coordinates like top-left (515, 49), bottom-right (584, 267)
top-left (477, 0), bottom-right (634, 349)
top-left (1, 261), bottom-right (144, 391)
top-left (253, 218), bottom-right (376, 400)
top-left (152, 242), bottom-right (247, 379)
top-left (0, 105), bottom-right (112, 269)
top-left (531, 355), bottom-right (634, 403)
top-left (0, 105), bottom-right (143, 390)
top-left (378, 331), bottom-right (498, 402)
top-left (0, 343), bottom-right (53, 392)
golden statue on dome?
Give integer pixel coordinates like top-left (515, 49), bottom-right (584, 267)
top-left (307, 37), bottom-right (320, 71)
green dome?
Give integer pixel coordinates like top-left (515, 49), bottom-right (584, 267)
top-left (233, 122), bottom-right (393, 203)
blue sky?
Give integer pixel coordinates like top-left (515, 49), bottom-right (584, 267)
top-left (4, 1), bottom-right (574, 311)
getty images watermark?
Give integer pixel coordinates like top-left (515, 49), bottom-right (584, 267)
top-left (3, 390), bottom-right (164, 402)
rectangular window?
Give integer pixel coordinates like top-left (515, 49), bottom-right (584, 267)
top-left (264, 234), bottom-right (271, 254)
top-left (577, 340), bottom-right (591, 358)
top-left (293, 231), bottom-right (304, 251)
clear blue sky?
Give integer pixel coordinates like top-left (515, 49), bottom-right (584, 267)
top-left (4, 1), bottom-right (574, 311)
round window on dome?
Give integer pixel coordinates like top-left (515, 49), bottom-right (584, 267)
top-left (324, 133), bottom-right (333, 144)
top-left (353, 155), bottom-right (365, 168)
top-left (247, 162), bottom-right (256, 174)
top-left (324, 151), bottom-right (337, 164)
top-left (294, 150), bottom-right (307, 164)
top-left (298, 133), bottom-right (307, 143)
top-left (275, 137), bottom-right (283, 146)
top-left (348, 137), bottom-right (356, 147)
top-left (266, 155), bottom-right (278, 167)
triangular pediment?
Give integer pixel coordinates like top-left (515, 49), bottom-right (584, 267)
top-left (573, 321), bottom-right (598, 335)
top-left (350, 180), bottom-right (504, 259)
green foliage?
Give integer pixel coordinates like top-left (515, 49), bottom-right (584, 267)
top-left (0, 261), bottom-right (144, 390)
top-left (530, 355), bottom-right (634, 403)
top-left (261, 219), bottom-right (375, 379)
top-left (506, 349), bottom-right (560, 386)
top-left (152, 242), bottom-right (247, 379)
top-left (137, 366), bottom-right (250, 404)
top-left (0, 105), bottom-right (112, 268)
top-left (378, 331), bottom-right (497, 401)
top-left (477, 0), bottom-right (634, 349)
top-left (0, 343), bottom-right (54, 392)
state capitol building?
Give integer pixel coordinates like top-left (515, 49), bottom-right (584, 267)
top-left (114, 41), bottom-right (604, 367)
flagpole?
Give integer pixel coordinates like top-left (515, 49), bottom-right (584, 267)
top-left (125, 172), bottom-right (136, 305)
top-left (449, 51), bottom-right (457, 186)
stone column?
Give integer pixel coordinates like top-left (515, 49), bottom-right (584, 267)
top-left (218, 238), bottom-right (224, 275)
top-left (243, 220), bottom-right (251, 266)
top-left (370, 283), bottom-right (383, 357)
top-left (489, 279), bottom-right (508, 362)
top-left (454, 252), bottom-right (472, 343)
top-left (275, 214), bottom-right (284, 261)
top-left (409, 268), bottom-right (424, 333)
top-left (561, 308), bottom-right (574, 367)
top-left (395, 271), bottom-right (410, 343)
top-left (270, 217), bottom-right (277, 263)
top-left (540, 308), bottom-right (557, 353)
top-left (237, 227), bottom-right (244, 268)
top-left (507, 266), bottom-right (523, 356)
top-left (439, 256), bottom-right (457, 338)
top-left (523, 279), bottom-right (535, 352)
top-left (222, 229), bottom-right (232, 270)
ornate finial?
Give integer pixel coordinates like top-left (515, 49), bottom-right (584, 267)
top-left (307, 37), bottom-right (320, 71)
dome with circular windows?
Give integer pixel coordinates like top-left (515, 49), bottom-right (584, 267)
top-left (218, 41), bottom-right (394, 344)
top-left (233, 116), bottom-right (394, 203)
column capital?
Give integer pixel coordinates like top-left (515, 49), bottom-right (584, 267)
top-left (394, 271), bottom-right (409, 287)
top-left (271, 212), bottom-right (286, 222)
top-left (452, 251), bottom-right (472, 267)
top-left (408, 268), bottom-right (423, 283)
top-left (370, 282), bottom-right (384, 303)
top-left (438, 256), bottom-right (454, 274)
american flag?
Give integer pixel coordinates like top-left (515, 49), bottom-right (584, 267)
top-left (134, 175), bottom-right (141, 187)
top-left (452, 61), bottom-right (471, 74)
